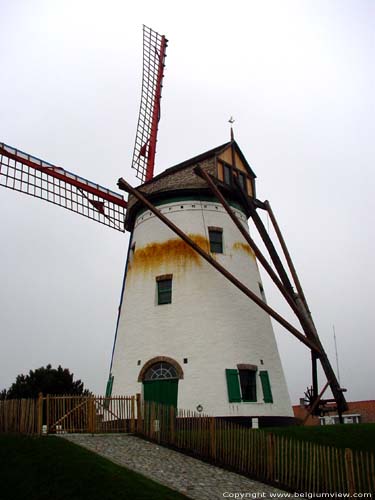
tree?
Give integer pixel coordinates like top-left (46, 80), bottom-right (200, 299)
top-left (3, 364), bottom-right (88, 399)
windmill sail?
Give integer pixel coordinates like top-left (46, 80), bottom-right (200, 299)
top-left (0, 142), bottom-right (127, 232)
top-left (131, 26), bottom-right (168, 184)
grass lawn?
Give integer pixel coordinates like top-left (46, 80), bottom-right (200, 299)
top-left (264, 423), bottom-right (375, 453)
top-left (0, 434), bottom-right (188, 500)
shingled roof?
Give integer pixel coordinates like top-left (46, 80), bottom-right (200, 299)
top-left (125, 140), bottom-right (256, 230)
top-left (141, 140), bottom-right (256, 187)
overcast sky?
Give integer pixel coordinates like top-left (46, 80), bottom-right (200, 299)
top-left (1, 0), bottom-right (374, 404)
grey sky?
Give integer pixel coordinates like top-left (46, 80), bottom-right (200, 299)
top-left (1, 0), bottom-right (374, 403)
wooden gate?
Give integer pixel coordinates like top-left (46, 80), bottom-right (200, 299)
top-left (43, 394), bottom-right (139, 434)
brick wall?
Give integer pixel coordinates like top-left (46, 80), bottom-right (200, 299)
top-left (293, 400), bottom-right (375, 425)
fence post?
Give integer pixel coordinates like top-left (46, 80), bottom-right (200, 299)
top-left (37, 393), bottom-right (43, 435)
top-left (210, 417), bottom-right (216, 460)
top-left (169, 405), bottom-right (175, 445)
top-left (345, 448), bottom-right (355, 495)
top-left (267, 433), bottom-right (275, 480)
top-left (130, 396), bottom-right (136, 433)
top-left (86, 396), bottom-right (91, 433)
top-left (136, 393), bottom-right (142, 433)
top-left (87, 396), bottom-right (95, 433)
top-left (150, 402), bottom-right (155, 440)
top-left (92, 396), bottom-right (96, 433)
top-left (46, 394), bottom-right (50, 434)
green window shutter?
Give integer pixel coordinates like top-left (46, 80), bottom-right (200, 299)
top-left (259, 371), bottom-right (273, 403)
top-left (225, 369), bottom-right (241, 402)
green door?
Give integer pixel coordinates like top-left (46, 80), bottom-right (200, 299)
top-left (143, 379), bottom-right (178, 407)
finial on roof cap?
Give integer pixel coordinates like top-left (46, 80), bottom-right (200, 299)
top-left (228, 116), bottom-right (235, 141)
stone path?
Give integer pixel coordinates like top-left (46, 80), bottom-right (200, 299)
top-left (62, 434), bottom-right (286, 500)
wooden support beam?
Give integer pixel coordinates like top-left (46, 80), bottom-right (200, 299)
top-left (311, 351), bottom-right (319, 400)
top-left (117, 177), bottom-right (320, 353)
top-left (265, 200), bottom-right (309, 310)
top-left (194, 166), bottom-right (319, 339)
top-left (228, 176), bottom-right (347, 414)
top-left (234, 185), bottom-right (295, 294)
top-left (260, 201), bottom-right (347, 414)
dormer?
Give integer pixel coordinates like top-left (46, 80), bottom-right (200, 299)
top-left (215, 141), bottom-right (256, 198)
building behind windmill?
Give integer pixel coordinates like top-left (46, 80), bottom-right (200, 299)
top-left (109, 140), bottom-right (294, 426)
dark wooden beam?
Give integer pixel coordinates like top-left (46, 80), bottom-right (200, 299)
top-left (264, 200), bottom-right (309, 310)
top-left (194, 166), bottom-right (319, 340)
top-left (260, 200), bottom-right (347, 414)
top-left (117, 177), bottom-right (321, 353)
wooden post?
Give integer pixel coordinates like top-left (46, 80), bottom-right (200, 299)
top-left (37, 393), bottom-right (43, 435)
top-left (267, 433), bottom-right (275, 481)
top-left (130, 396), bottom-right (136, 433)
top-left (345, 448), bottom-right (355, 495)
top-left (136, 393), bottom-right (142, 433)
top-left (169, 406), bottom-right (175, 445)
top-left (88, 396), bottom-right (95, 433)
top-left (150, 402), bottom-right (155, 440)
top-left (210, 417), bottom-right (216, 460)
top-left (46, 394), bottom-right (50, 434)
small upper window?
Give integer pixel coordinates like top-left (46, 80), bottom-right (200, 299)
top-left (156, 275), bottom-right (172, 305)
top-left (223, 164), bottom-right (232, 186)
top-left (238, 172), bottom-right (247, 192)
top-left (208, 228), bottom-right (223, 254)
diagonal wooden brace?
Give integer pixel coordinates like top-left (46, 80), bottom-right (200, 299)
top-left (194, 166), bottom-right (317, 337)
top-left (117, 177), bottom-right (321, 354)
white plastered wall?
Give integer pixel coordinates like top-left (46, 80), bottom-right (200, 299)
top-left (111, 199), bottom-right (293, 417)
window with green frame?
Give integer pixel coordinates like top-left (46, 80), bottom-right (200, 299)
top-left (156, 275), bottom-right (172, 305)
top-left (208, 227), bottom-right (223, 253)
top-left (226, 367), bottom-right (257, 403)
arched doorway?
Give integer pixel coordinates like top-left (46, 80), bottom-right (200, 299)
top-left (139, 357), bottom-right (183, 407)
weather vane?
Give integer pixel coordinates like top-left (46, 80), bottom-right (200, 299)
top-left (229, 116), bottom-right (235, 140)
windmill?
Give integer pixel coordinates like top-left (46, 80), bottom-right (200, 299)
top-left (0, 26), bottom-right (347, 424)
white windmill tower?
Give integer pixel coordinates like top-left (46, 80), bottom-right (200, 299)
top-left (0, 26), bottom-right (347, 426)
top-left (110, 137), bottom-right (294, 423)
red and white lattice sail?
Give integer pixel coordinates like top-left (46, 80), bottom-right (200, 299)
top-left (131, 26), bottom-right (168, 184)
top-left (0, 142), bottom-right (127, 232)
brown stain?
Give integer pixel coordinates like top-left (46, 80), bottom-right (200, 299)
top-left (129, 234), bottom-right (210, 274)
top-left (232, 242), bottom-right (256, 260)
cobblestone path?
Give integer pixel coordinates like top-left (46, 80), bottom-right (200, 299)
top-left (62, 434), bottom-right (286, 500)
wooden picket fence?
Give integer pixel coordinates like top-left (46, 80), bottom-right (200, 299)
top-left (138, 401), bottom-right (375, 496)
top-left (0, 398), bottom-right (39, 434)
top-left (0, 394), bottom-right (140, 435)
top-left (1, 396), bottom-right (374, 494)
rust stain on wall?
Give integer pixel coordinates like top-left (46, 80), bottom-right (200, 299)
top-left (232, 242), bottom-right (256, 260)
top-left (129, 234), bottom-right (209, 273)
